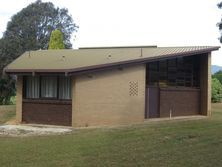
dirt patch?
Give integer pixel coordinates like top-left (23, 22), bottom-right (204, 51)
top-left (0, 125), bottom-right (72, 137)
top-left (5, 118), bottom-right (17, 125)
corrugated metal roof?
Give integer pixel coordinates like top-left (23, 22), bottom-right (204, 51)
top-left (79, 45), bottom-right (158, 49)
top-left (4, 46), bottom-right (220, 74)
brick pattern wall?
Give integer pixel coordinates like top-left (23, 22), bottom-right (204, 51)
top-left (200, 53), bottom-right (211, 116)
top-left (72, 65), bottom-right (146, 127)
top-left (22, 100), bottom-right (72, 126)
top-left (16, 76), bottom-right (23, 123)
top-left (159, 88), bottom-right (200, 117)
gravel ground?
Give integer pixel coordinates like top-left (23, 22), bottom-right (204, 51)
top-left (0, 125), bottom-right (72, 137)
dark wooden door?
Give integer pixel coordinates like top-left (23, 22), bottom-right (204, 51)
top-left (145, 87), bottom-right (159, 118)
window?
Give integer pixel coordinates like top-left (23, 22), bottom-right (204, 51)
top-left (24, 76), bottom-right (72, 100)
top-left (148, 62), bottom-right (159, 86)
top-left (168, 59), bottom-right (177, 86)
top-left (159, 60), bottom-right (167, 87)
top-left (59, 76), bottom-right (71, 99)
top-left (147, 55), bottom-right (200, 88)
top-left (41, 76), bottom-right (57, 98)
top-left (25, 76), bottom-right (40, 98)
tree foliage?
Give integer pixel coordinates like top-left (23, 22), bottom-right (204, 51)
top-left (0, 75), bottom-right (16, 105)
top-left (49, 29), bottom-right (65, 49)
top-left (212, 78), bottom-right (222, 103)
top-left (0, 0), bottom-right (78, 71)
top-left (0, 0), bottom-right (78, 104)
top-left (218, 2), bottom-right (222, 42)
top-left (212, 70), bottom-right (222, 85)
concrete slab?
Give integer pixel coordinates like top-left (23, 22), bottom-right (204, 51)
top-left (0, 124), bottom-right (72, 137)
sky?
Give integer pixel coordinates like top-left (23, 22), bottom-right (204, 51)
top-left (0, 0), bottom-right (222, 65)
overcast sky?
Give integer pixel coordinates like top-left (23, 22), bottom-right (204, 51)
top-left (0, 0), bottom-right (222, 65)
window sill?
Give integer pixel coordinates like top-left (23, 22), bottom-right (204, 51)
top-left (160, 87), bottom-right (200, 92)
top-left (23, 99), bottom-right (72, 105)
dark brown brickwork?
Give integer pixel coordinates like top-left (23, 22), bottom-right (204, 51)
top-left (22, 99), bottom-right (72, 126)
top-left (159, 88), bottom-right (200, 117)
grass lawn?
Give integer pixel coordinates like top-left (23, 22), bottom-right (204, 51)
top-left (0, 105), bottom-right (15, 124)
top-left (0, 104), bottom-right (222, 167)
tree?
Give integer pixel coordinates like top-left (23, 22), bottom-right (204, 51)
top-left (0, 0), bottom-right (78, 104)
top-left (0, 75), bottom-right (15, 105)
top-left (0, 0), bottom-right (78, 71)
top-left (212, 78), bottom-right (222, 103)
top-left (49, 29), bottom-right (65, 49)
top-left (212, 70), bottom-right (222, 85)
top-left (218, 2), bottom-right (222, 42)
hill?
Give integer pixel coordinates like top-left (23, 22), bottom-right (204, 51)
top-left (212, 65), bottom-right (222, 74)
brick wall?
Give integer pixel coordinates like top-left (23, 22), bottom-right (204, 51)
top-left (16, 76), bottom-right (23, 123)
top-left (22, 100), bottom-right (72, 126)
top-left (72, 65), bottom-right (146, 127)
top-left (159, 88), bottom-right (200, 117)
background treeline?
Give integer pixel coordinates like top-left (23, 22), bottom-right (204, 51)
top-left (212, 70), bottom-right (222, 103)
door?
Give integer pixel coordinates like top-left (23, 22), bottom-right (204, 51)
top-left (145, 86), bottom-right (160, 118)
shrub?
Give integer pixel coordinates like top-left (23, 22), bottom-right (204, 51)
top-left (212, 78), bottom-right (222, 103)
top-left (48, 29), bottom-right (65, 49)
top-left (212, 70), bottom-right (222, 85)
top-left (0, 75), bottom-right (16, 105)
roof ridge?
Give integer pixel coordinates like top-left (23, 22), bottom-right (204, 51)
top-left (79, 45), bottom-right (158, 49)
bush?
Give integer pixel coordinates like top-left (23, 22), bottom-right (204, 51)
top-left (48, 29), bottom-right (65, 49)
top-left (212, 70), bottom-right (222, 85)
top-left (212, 78), bottom-right (222, 103)
top-left (0, 75), bottom-right (16, 105)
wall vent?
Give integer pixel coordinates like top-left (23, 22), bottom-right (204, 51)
top-left (129, 81), bottom-right (138, 96)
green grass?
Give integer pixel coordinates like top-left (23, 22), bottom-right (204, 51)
top-left (0, 105), bottom-right (16, 124)
top-left (0, 104), bottom-right (222, 167)
top-left (10, 96), bottom-right (16, 105)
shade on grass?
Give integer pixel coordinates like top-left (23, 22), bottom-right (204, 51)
top-left (0, 104), bottom-right (222, 167)
top-left (0, 105), bottom-right (15, 124)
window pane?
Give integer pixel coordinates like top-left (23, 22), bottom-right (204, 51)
top-left (26, 76), bottom-right (40, 98)
top-left (159, 60), bottom-right (167, 87)
top-left (59, 76), bottom-right (71, 99)
top-left (147, 56), bottom-right (200, 88)
top-left (148, 62), bottom-right (158, 86)
top-left (41, 76), bottom-right (57, 98)
top-left (167, 58), bottom-right (177, 86)
top-left (176, 57), bottom-right (185, 86)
